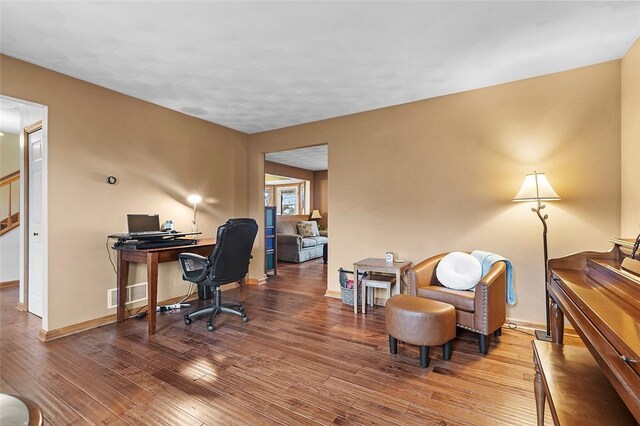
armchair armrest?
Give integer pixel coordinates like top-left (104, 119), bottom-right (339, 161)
top-left (178, 253), bottom-right (210, 283)
top-left (473, 261), bottom-right (507, 334)
top-left (277, 234), bottom-right (303, 251)
top-left (406, 252), bottom-right (449, 295)
top-left (319, 230), bottom-right (328, 237)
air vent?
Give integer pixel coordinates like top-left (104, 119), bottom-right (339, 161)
top-left (107, 282), bottom-right (147, 309)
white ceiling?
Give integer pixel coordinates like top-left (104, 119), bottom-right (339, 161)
top-left (266, 145), bottom-right (328, 171)
top-left (1, 2), bottom-right (639, 134)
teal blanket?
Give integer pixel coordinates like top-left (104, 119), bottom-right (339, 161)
top-left (471, 250), bottom-right (516, 305)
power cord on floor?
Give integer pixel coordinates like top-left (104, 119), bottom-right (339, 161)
top-left (507, 322), bottom-right (535, 336)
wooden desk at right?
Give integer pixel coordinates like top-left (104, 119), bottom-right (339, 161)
top-left (544, 239), bottom-right (639, 423)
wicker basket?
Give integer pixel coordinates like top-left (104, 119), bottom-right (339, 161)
top-left (340, 284), bottom-right (362, 306)
top-left (339, 268), bottom-right (363, 306)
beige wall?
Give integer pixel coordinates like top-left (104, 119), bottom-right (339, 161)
top-left (0, 132), bottom-right (20, 177)
top-left (249, 61), bottom-right (622, 325)
top-left (621, 38), bottom-right (640, 237)
top-left (0, 55), bottom-right (249, 331)
top-left (265, 160), bottom-right (314, 182)
top-left (313, 170), bottom-right (328, 229)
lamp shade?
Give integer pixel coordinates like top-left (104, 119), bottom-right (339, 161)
top-left (310, 209), bottom-right (322, 219)
top-left (187, 194), bottom-right (202, 204)
top-left (513, 172), bottom-right (560, 202)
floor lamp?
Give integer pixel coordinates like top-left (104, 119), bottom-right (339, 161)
top-left (513, 171), bottom-right (560, 341)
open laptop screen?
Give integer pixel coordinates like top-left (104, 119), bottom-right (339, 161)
top-left (127, 214), bottom-right (160, 233)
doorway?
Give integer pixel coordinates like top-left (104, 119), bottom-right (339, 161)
top-left (0, 95), bottom-right (48, 327)
top-left (263, 145), bottom-right (328, 294)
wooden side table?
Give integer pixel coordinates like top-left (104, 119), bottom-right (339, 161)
top-left (352, 258), bottom-right (412, 314)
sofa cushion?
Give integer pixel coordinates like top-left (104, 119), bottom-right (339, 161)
top-left (435, 252), bottom-right (482, 290)
top-left (278, 221), bottom-right (297, 235)
top-left (417, 286), bottom-right (475, 312)
top-left (297, 221), bottom-right (317, 237)
top-left (311, 236), bottom-right (328, 245)
top-left (301, 238), bottom-right (318, 248)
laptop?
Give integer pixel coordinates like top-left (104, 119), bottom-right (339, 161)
top-left (127, 214), bottom-right (165, 236)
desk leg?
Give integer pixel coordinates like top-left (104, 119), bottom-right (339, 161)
top-left (550, 299), bottom-right (564, 344)
top-left (116, 250), bottom-right (129, 323)
top-left (147, 252), bottom-right (159, 335)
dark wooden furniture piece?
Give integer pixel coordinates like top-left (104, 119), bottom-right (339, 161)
top-left (532, 340), bottom-right (636, 425)
top-left (115, 238), bottom-right (215, 335)
top-left (265, 206), bottom-right (277, 275)
top-left (545, 239), bottom-right (640, 423)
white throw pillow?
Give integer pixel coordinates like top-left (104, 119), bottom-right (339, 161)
top-left (436, 252), bottom-right (482, 291)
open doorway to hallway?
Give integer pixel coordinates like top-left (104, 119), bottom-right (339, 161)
top-left (263, 145), bottom-right (328, 293)
top-left (0, 95), bottom-right (48, 329)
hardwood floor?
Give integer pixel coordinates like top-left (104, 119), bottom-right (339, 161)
top-left (1, 259), bottom-right (553, 425)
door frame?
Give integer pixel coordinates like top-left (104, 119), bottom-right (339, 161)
top-left (21, 121), bottom-right (40, 312)
top-left (21, 119), bottom-right (48, 329)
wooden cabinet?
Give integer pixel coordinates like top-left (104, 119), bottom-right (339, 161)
top-left (265, 206), bottom-right (277, 275)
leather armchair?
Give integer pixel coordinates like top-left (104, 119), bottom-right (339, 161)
top-left (407, 252), bottom-right (507, 354)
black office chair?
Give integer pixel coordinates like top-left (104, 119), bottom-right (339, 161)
top-left (178, 218), bottom-right (258, 332)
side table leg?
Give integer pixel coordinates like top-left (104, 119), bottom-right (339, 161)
top-left (362, 270), bottom-right (367, 315)
top-left (353, 266), bottom-right (359, 314)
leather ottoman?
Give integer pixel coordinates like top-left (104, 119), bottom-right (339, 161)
top-left (385, 294), bottom-right (456, 368)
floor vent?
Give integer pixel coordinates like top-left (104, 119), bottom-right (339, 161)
top-left (107, 282), bottom-right (147, 309)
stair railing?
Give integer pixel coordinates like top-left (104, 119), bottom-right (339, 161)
top-left (0, 171), bottom-right (20, 236)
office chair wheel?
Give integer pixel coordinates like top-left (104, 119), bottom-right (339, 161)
top-left (241, 314), bottom-right (249, 323)
top-left (207, 322), bottom-right (215, 332)
top-left (184, 317), bottom-right (192, 325)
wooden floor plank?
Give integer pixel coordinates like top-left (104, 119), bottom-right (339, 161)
top-left (1, 259), bottom-right (555, 425)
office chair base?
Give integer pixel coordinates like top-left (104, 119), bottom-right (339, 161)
top-left (184, 302), bottom-right (249, 331)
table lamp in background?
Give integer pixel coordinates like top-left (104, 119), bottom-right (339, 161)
top-left (187, 194), bottom-right (202, 234)
top-left (513, 171), bottom-right (560, 341)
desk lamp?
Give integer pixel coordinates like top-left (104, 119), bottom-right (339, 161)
top-left (513, 171), bottom-right (560, 341)
top-left (187, 194), bottom-right (202, 233)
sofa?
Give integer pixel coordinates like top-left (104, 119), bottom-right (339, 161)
top-left (277, 220), bottom-right (328, 263)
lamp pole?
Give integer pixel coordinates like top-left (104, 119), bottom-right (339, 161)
top-left (532, 199), bottom-right (552, 341)
top-left (513, 171), bottom-right (559, 342)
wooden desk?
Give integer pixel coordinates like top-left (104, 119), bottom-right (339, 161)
top-left (352, 258), bottom-right (412, 314)
top-left (114, 238), bottom-right (215, 335)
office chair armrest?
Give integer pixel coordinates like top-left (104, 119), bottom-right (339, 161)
top-left (178, 253), bottom-right (210, 283)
